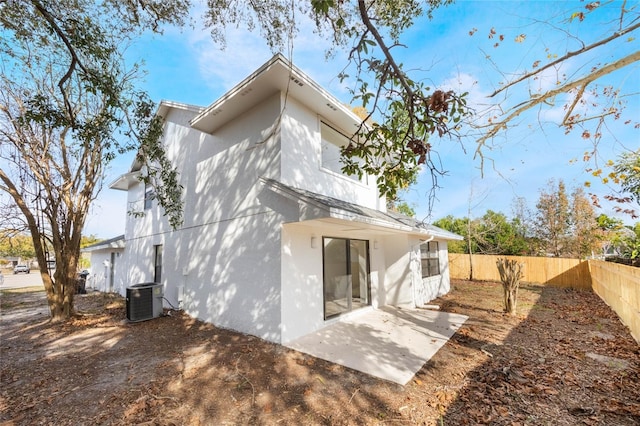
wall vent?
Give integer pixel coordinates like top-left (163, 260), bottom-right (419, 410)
top-left (290, 77), bottom-right (304, 87)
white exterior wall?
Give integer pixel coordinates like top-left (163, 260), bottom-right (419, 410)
top-left (379, 234), bottom-right (415, 307)
top-left (416, 240), bottom-right (452, 304)
top-left (281, 223), bottom-right (430, 343)
top-left (280, 224), bottom-right (324, 342)
top-left (118, 87), bottom-right (457, 344)
top-left (280, 97), bottom-right (384, 210)
top-left (121, 95), bottom-right (298, 343)
top-left (86, 249), bottom-right (125, 294)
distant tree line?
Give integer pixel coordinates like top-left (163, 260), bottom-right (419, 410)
top-left (434, 179), bottom-right (640, 261)
top-left (0, 232), bottom-right (102, 265)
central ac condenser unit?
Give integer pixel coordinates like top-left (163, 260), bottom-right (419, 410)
top-left (126, 283), bottom-right (163, 322)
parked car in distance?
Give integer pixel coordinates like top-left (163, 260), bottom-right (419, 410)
top-left (13, 264), bottom-right (30, 274)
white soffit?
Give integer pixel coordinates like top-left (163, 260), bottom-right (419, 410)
top-left (190, 54), bottom-right (361, 135)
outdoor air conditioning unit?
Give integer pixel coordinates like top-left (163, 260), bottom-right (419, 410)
top-left (126, 283), bottom-right (164, 322)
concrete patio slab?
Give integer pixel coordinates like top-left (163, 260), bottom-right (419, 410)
top-left (285, 306), bottom-right (468, 385)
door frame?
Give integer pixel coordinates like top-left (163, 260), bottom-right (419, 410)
top-left (322, 236), bottom-right (371, 320)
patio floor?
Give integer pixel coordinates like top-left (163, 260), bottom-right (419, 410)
top-left (284, 306), bottom-right (468, 385)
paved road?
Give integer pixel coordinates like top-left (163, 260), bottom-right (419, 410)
top-left (0, 270), bottom-right (45, 290)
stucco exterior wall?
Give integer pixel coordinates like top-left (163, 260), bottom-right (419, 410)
top-left (120, 95), bottom-right (297, 343)
top-left (279, 96), bottom-right (384, 211)
top-left (280, 223), bottom-right (424, 343)
top-left (377, 234), bottom-right (415, 307)
top-left (86, 249), bottom-right (125, 294)
top-left (116, 87), bottom-right (457, 344)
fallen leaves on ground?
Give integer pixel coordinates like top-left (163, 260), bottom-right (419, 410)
top-left (1, 280), bottom-right (638, 425)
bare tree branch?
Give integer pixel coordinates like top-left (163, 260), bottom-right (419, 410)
top-left (490, 20), bottom-right (640, 98)
top-left (476, 50), bottom-right (640, 155)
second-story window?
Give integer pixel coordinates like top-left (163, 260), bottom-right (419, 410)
top-left (321, 122), bottom-right (361, 182)
top-left (144, 183), bottom-right (154, 210)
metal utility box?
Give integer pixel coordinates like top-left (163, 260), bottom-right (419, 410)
top-left (126, 283), bottom-right (164, 322)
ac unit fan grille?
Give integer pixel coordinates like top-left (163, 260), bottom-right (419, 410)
top-left (127, 286), bottom-right (154, 321)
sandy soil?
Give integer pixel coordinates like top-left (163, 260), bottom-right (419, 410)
top-left (1, 280), bottom-right (638, 425)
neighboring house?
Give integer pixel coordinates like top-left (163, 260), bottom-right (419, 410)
top-left (109, 54), bottom-right (462, 344)
top-left (81, 235), bottom-right (125, 293)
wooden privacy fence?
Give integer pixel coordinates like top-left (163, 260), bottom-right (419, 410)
top-left (448, 253), bottom-right (640, 344)
top-left (448, 253), bottom-right (591, 289)
top-left (589, 260), bottom-right (640, 344)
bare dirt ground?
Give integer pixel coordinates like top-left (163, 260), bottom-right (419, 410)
top-left (1, 280), bottom-right (638, 425)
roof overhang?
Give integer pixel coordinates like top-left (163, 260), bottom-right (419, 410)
top-left (112, 101), bottom-right (204, 184)
top-left (81, 235), bottom-right (125, 252)
top-left (190, 54), bottom-right (363, 135)
top-left (109, 171), bottom-right (141, 191)
top-left (261, 178), bottom-right (463, 240)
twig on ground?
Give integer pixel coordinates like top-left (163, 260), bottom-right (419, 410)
top-left (349, 388), bottom-right (360, 404)
top-left (235, 355), bottom-right (256, 406)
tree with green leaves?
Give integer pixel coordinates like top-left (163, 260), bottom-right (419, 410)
top-left (598, 150), bottom-right (640, 219)
top-left (0, 0), bottom-right (187, 320)
top-left (596, 214), bottom-right (628, 257)
top-left (0, 229), bottom-right (35, 260)
top-left (433, 215), bottom-right (471, 254)
top-left (569, 187), bottom-right (599, 258)
top-left (435, 210), bottom-right (529, 257)
top-left (476, 210), bottom-right (529, 256)
top-left (534, 179), bottom-right (571, 257)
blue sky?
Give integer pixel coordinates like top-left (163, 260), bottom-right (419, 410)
top-left (84, 0), bottom-right (640, 238)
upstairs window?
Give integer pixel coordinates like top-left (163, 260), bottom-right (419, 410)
top-left (420, 241), bottom-right (440, 278)
top-left (321, 122), bottom-right (361, 182)
top-left (144, 183), bottom-right (154, 210)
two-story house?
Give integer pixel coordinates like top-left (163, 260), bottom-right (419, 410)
top-left (109, 54), bottom-right (462, 344)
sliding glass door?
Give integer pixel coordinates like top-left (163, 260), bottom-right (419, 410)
top-left (323, 237), bottom-right (370, 319)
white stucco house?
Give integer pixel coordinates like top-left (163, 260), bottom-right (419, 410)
top-left (108, 54), bottom-right (462, 344)
top-left (81, 235), bottom-right (125, 292)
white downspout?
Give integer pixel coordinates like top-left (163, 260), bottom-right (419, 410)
top-left (411, 235), bottom-right (434, 308)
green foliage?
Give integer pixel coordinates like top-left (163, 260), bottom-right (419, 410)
top-left (129, 97), bottom-right (184, 229)
top-left (0, 0), bottom-right (186, 229)
top-left (534, 179), bottom-right (571, 257)
top-left (435, 211), bottom-right (530, 256)
top-left (204, 0), bottom-right (467, 206)
top-left (433, 215), bottom-right (473, 254)
top-left (605, 150), bottom-right (640, 218)
top-left (532, 181), bottom-right (603, 258)
top-left (390, 201), bottom-right (416, 218)
top-left (616, 150), bottom-right (640, 205)
top-left (80, 235), bottom-right (101, 249)
top-left (0, 231), bottom-right (35, 259)
top-left (476, 210), bottom-right (529, 256)
top-left (569, 187), bottom-right (599, 258)
top-left (0, 0), bottom-right (190, 320)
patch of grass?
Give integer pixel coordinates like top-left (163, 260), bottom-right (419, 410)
top-left (1, 286), bottom-right (46, 294)
top-left (0, 288), bottom-right (46, 310)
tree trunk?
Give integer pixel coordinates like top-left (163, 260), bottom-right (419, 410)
top-left (496, 258), bottom-right (524, 316)
top-left (504, 286), bottom-right (518, 315)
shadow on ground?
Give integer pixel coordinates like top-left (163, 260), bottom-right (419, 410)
top-left (1, 281), bottom-right (638, 425)
top-left (439, 282), bottom-right (640, 425)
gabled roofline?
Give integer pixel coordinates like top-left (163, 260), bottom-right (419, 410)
top-left (111, 101), bottom-right (205, 188)
top-left (190, 54), bottom-right (364, 135)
